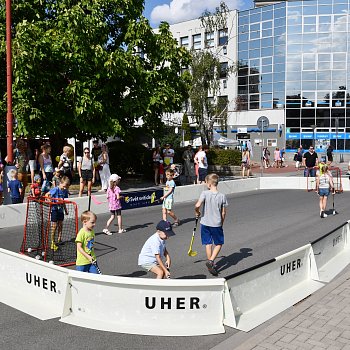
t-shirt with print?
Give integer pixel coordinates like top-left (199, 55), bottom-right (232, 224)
top-left (107, 186), bottom-right (122, 210)
top-left (199, 190), bottom-right (228, 227)
top-left (138, 232), bottom-right (166, 266)
top-left (14, 149), bottom-right (28, 173)
top-left (8, 179), bottom-right (22, 199)
top-left (49, 186), bottom-right (69, 212)
top-left (75, 228), bottom-right (96, 266)
top-left (163, 148), bottom-right (174, 166)
top-left (164, 179), bottom-right (175, 200)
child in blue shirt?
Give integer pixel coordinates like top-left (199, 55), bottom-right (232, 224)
top-left (46, 176), bottom-right (70, 251)
top-left (7, 169), bottom-right (23, 204)
top-left (160, 169), bottom-right (180, 226)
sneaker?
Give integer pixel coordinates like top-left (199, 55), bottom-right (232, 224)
top-left (206, 260), bottom-right (218, 276)
top-left (118, 229), bottom-right (127, 233)
top-left (320, 211), bottom-right (323, 218)
top-left (173, 220), bottom-right (181, 227)
top-left (323, 212), bottom-right (328, 218)
top-left (51, 242), bottom-right (58, 251)
top-left (103, 229), bottom-right (112, 235)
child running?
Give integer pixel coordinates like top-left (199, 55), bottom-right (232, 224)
top-left (195, 173), bottom-right (228, 276)
top-left (75, 210), bottom-right (99, 274)
top-left (103, 174), bottom-right (126, 235)
top-left (138, 220), bottom-right (174, 279)
top-left (160, 168), bottom-right (180, 226)
top-left (46, 176), bottom-right (70, 251)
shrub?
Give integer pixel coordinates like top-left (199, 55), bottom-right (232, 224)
top-left (207, 148), bottom-right (241, 166)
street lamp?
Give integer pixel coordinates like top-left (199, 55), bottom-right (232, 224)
top-left (311, 124), bottom-right (316, 148)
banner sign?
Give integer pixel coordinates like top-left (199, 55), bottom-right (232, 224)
top-left (61, 273), bottom-right (226, 336)
top-left (0, 248), bottom-right (69, 320)
top-left (122, 189), bottom-right (163, 210)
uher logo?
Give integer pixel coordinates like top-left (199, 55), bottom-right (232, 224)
top-left (145, 296), bottom-right (201, 310)
top-left (333, 234), bottom-right (343, 247)
top-left (26, 272), bottom-right (57, 293)
top-left (280, 259), bottom-right (302, 276)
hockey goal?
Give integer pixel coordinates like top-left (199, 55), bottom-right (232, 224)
top-left (20, 197), bottom-right (78, 266)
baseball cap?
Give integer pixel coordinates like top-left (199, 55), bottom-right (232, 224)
top-left (109, 174), bottom-right (121, 182)
top-left (156, 220), bottom-right (175, 237)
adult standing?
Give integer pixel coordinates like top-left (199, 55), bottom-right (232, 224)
top-left (13, 139), bottom-right (29, 202)
top-left (38, 144), bottom-right (54, 192)
top-left (197, 145), bottom-right (209, 184)
top-left (302, 146), bottom-right (318, 177)
top-left (91, 140), bottom-right (102, 184)
top-left (182, 145), bottom-right (195, 184)
top-left (58, 145), bottom-right (73, 183)
top-left (326, 144), bottom-right (334, 165)
top-left (294, 146), bottom-right (303, 169)
top-left (152, 146), bottom-right (162, 186)
top-left (162, 144), bottom-right (174, 170)
top-left (241, 148), bottom-right (251, 178)
top-left (194, 145), bottom-right (202, 184)
top-left (98, 144), bottom-right (111, 191)
top-left (273, 147), bottom-right (281, 168)
top-left (78, 147), bottom-right (95, 197)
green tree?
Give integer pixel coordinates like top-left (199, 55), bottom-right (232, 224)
top-left (0, 0), bottom-right (191, 141)
top-left (188, 2), bottom-right (235, 146)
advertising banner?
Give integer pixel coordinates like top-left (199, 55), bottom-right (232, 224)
top-left (61, 272), bottom-right (226, 336)
top-left (225, 244), bottom-right (323, 332)
top-left (311, 221), bottom-right (350, 282)
top-left (0, 248), bottom-right (69, 320)
top-left (122, 189), bottom-right (163, 210)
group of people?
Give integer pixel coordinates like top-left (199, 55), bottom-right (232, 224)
top-left (1, 139), bottom-right (112, 205)
top-left (152, 144), bottom-right (209, 186)
top-left (75, 172), bottom-right (228, 279)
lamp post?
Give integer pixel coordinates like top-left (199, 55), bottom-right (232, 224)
top-left (335, 116), bottom-right (339, 163)
top-left (6, 0), bottom-right (14, 163)
top-left (311, 124), bottom-right (316, 149)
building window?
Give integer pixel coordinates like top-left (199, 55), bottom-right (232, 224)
top-left (205, 32), bottom-right (215, 48)
top-left (218, 28), bottom-right (228, 46)
top-left (192, 34), bottom-right (201, 50)
top-left (220, 62), bottom-right (228, 79)
top-left (180, 36), bottom-right (189, 48)
top-left (267, 139), bottom-right (277, 147)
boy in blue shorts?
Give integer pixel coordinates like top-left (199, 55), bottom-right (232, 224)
top-left (7, 169), bottom-right (23, 204)
top-left (46, 176), bottom-right (70, 251)
top-left (160, 168), bottom-right (180, 226)
top-left (195, 173), bottom-right (228, 276)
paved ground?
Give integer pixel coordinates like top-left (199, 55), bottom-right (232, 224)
top-left (1, 170), bottom-right (350, 349)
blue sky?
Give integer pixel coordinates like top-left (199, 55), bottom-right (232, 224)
top-left (144, 0), bottom-right (254, 27)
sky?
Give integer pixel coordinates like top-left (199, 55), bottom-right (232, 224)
top-left (144, 0), bottom-right (254, 27)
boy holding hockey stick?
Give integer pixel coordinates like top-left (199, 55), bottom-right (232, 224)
top-left (75, 210), bottom-right (100, 274)
top-left (195, 173), bottom-right (228, 276)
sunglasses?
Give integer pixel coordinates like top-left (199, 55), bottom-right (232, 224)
top-left (84, 151), bottom-right (90, 154)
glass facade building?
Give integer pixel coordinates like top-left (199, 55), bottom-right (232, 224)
top-left (238, 0), bottom-right (350, 151)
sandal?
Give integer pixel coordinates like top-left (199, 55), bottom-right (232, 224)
top-left (103, 229), bottom-right (112, 236)
top-left (173, 220), bottom-right (180, 227)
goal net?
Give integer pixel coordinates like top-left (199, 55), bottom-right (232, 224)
top-left (20, 197), bottom-right (78, 266)
top-left (306, 166), bottom-right (343, 193)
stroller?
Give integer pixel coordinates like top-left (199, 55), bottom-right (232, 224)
top-left (170, 163), bottom-right (183, 186)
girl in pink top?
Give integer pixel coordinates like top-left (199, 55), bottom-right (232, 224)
top-left (103, 174), bottom-right (126, 235)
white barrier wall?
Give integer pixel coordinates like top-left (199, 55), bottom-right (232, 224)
top-left (0, 248), bottom-right (69, 320)
top-left (311, 221), bottom-right (350, 283)
top-left (60, 271), bottom-right (226, 336)
top-left (260, 176), bottom-right (308, 190)
top-left (224, 244), bottom-right (324, 332)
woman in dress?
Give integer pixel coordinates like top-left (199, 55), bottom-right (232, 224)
top-left (98, 144), bottom-right (111, 191)
top-left (152, 146), bottom-right (161, 185)
top-left (182, 145), bottom-right (195, 184)
top-left (77, 147), bottom-right (95, 197)
top-left (38, 144), bottom-right (54, 193)
top-left (194, 145), bottom-right (202, 184)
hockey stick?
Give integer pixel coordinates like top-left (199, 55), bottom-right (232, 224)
top-left (188, 217), bottom-right (199, 257)
top-left (91, 259), bottom-right (102, 274)
top-left (332, 192), bottom-right (337, 215)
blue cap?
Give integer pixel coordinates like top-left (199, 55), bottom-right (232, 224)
top-left (156, 220), bottom-right (175, 237)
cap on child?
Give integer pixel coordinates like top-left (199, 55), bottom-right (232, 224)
top-left (156, 220), bottom-right (176, 237)
top-left (109, 174), bottom-right (121, 182)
